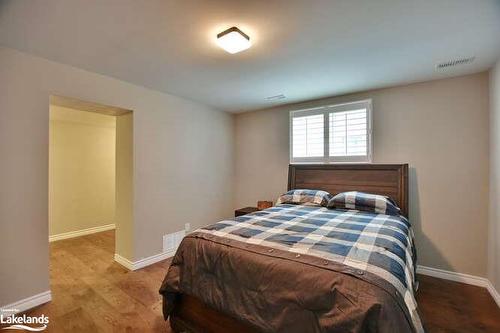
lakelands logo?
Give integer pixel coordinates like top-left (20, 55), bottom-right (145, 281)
top-left (0, 309), bottom-right (49, 331)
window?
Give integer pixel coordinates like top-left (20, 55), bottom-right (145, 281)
top-left (290, 100), bottom-right (372, 163)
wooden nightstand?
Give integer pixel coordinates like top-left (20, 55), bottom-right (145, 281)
top-left (235, 207), bottom-right (259, 217)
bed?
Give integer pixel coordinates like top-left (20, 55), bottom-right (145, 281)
top-left (159, 164), bottom-right (423, 333)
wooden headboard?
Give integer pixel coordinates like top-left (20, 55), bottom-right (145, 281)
top-left (288, 164), bottom-right (409, 217)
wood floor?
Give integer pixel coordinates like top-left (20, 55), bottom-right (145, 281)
top-left (417, 275), bottom-right (500, 332)
top-left (22, 230), bottom-right (171, 332)
top-left (15, 230), bottom-right (500, 333)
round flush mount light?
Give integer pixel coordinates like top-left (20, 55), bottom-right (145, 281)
top-left (216, 26), bottom-right (251, 54)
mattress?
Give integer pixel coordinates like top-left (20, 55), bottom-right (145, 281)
top-left (160, 204), bottom-right (423, 333)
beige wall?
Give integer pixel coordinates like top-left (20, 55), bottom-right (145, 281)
top-left (489, 60), bottom-right (500, 292)
top-left (49, 106), bottom-right (116, 236)
top-left (0, 47), bottom-right (234, 306)
top-left (234, 72), bottom-right (490, 277)
top-left (0, 43), bottom-right (494, 308)
top-left (115, 113), bottom-right (134, 260)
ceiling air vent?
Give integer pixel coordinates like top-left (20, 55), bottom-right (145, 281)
top-left (436, 56), bottom-right (475, 70)
top-left (266, 94), bottom-right (286, 101)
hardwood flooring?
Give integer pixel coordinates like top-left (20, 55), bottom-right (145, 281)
top-left (20, 230), bottom-right (171, 332)
top-left (417, 275), bottom-right (500, 332)
top-left (12, 231), bottom-right (500, 332)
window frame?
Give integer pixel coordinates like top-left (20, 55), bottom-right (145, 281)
top-left (289, 99), bottom-right (373, 164)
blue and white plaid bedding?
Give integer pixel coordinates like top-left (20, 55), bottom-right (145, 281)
top-left (327, 191), bottom-right (401, 216)
top-left (276, 189), bottom-right (332, 206)
top-left (200, 203), bottom-right (423, 332)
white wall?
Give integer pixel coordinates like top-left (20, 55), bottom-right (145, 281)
top-left (489, 60), bottom-right (500, 292)
top-left (49, 105), bottom-right (116, 236)
top-left (234, 72), bottom-right (490, 278)
top-left (0, 47), bottom-right (234, 306)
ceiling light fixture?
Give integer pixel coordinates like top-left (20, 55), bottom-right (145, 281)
top-left (216, 26), bottom-right (251, 54)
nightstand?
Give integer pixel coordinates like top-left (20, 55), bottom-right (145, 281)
top-left (235, 207), bottom-right (259, 217)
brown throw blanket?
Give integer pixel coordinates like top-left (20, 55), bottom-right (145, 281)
top-left (160, 232), bottom-right (415, 333)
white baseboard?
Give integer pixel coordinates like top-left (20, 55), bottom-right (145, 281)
top-left (486, 280), bottom-right (500, 308)
top-left (417, 265), bottom-right (489, 287)
top-left (112, 254), bottom-right (500, 306)
top-left (133, 250), bottom-right (176, 270)
top-left (114, 249), bottom-right (176, 271)
top-left (417, 265), bottom-right (500, 307)
top-left (113, 253), bottom-right (134, 270)
top-left (0, 291), bottom-right (51, 314)
top-left (1, 265), bottom-right (497, 317)
top-left (49, 223), bottom-right (115, 242)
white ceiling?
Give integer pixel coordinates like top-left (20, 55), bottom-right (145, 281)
top-left (1, 0), bottom-right (499, 113)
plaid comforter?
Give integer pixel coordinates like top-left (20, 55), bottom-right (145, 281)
top-left (199, 204), bottom-right (423, 332)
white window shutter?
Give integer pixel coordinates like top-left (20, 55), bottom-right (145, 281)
top-left (329, 109), bottom-right (368, 157)
top-left (290, 100), bottom-right (372, 163)
top-left (292, 114), bottom-right (324, 158)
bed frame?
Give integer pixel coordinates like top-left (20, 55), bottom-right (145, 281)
top-left (169, 163), bottom-right (409, 332)
top-left (288, 164), bottom-right (409, 217)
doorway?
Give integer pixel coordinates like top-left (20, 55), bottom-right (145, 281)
top-left (48, 95), bottom-right (133, 264)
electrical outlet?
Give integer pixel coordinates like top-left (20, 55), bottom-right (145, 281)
top-left (185, 223), bottom-right (191, 232)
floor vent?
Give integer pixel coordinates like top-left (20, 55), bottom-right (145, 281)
top-left (163, 230), bottom-right (185, 253)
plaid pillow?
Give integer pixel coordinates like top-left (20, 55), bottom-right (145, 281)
top-left (276, 189), bottom-right (333, 207)
top-left (327, 191), bottom-right (401, 216)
